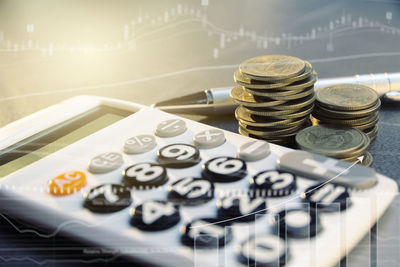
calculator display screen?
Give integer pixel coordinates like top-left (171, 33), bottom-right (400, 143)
top-left (0, 106), bottom-right (133, 177)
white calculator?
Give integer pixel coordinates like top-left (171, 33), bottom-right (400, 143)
top-left (0, 95), bottom-right (397, 267)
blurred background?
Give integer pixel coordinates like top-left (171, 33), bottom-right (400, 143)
top-left (0, 0), bottom-right (400, 266)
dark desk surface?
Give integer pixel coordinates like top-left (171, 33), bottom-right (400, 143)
top-left (0, 0), bottom-right (400, 266)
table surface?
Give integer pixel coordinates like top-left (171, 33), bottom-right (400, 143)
top-left (0, 0), bottom-right (400, 266)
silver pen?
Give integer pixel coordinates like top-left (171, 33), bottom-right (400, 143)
top-left (152, 72), bottom-right (400, 115)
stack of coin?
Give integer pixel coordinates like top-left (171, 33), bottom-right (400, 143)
top-left (230, 55), bottom-right (317, 146)
top-left (311, 84), bottom-right (380, 142)
top-left (296, 124), bottom-right (373, 166)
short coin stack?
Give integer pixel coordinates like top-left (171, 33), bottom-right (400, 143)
top-left (311, 84), bottom-right (380, 142)
top-left (230, 55), bottom-right (317, 146)
top-left (296, 124), bottom-right (373, 166)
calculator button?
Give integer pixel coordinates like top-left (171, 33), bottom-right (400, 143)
top-left (277, 150), bottom-right (378, 189)
top-left (124, 134), bottom-right (157, 154)
top-left (157, 144), bottom-right (201, 168)
top-left (155, 119), bottom-right (187, 137)
top-left (48, 171), bottom-right (86, 196)
top-left (88, 152), bottom-right (123, 174)
top-left (272, 206), bottom-right (322, 239)
top-left (217, 194), bottom-right (266, 222)
top-left (180, 218), bottom-right (233, 249)
top-left (130, 200), bottom-right (180, 231)
top-left (193, 129), bottom-right (226, 149)
top-left (237, 235), bottom-right (287, 267)
top-left (168, 177), bottom-right (214, 206)
top-left (250, 170), bottom-right (296, 197)
top-left (122, 163), bottom-right (168, 188)
top-left (202, 157), bottom-right (247, 183)
top-left (83, 184), bottom-right (131, 213)
top-left (238, 140), bottom-right (270, 161)
top-left (302, 183), bottom-right (350, 212)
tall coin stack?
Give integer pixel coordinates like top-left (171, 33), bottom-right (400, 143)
top-left (311, 84), bottom-right (380, 142)
top-left (230, 55), bottom-right (317, 146)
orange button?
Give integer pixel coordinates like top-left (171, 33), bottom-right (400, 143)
top-left (48, 171), bottom-right (86, 196)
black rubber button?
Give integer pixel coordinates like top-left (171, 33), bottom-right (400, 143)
top-left (168, 177), bottom-right (214, 206)
top-left (250, 169), bottom-right (296, 197)
top-left (122, 162), bottom-right (168, 188)
top-left (237, 234), bottom-right (287, 267)
top-left (130, 200), bottom-right (180, 231)
top-left (272, 206), bottom-right (322, 239)
top-left (202, 157), bottom-right (247, 183)
top-left (157, 143), bottom-right (201, 168)
top-left (180, 217), bottom-right (233, 249)
top-left (302, 183), bottom-right (351, 212)
top-left (217, 193), bottom-right (266, 222)
top-left (83, 184), bottom-right (131, 213)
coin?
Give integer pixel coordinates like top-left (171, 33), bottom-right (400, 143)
top-left (312, 112), bottom-right (378, 126)
top-left (295, 125), bottom-right (367, 158)
top-left (247, 86), bottom-right (314, 101)
top-left (316, 84), bottom-right (379, 111)
top-left (239, 122), bottom-right (303, 136)
top-left (267, 93), bottom-right (316, 111)
top-left (230, 86), bottom-right (286, 107)
top-left (242, 104), bottom-right (314, 117)
top-left (239, 116), bottom-right (308, 128)
top-left (365, 125), bottom-right (378, 141)
top-left (234, 71), bottom-right (292, 89)
top-left (313, 99), bottom-right (381, 118)
top-left (239, 55), bottom-right (306, 81)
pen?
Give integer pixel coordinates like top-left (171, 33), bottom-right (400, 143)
top-left (152, 72), bottom-right (400, 115)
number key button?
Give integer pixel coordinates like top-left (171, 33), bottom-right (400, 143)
top-left (168, 177), bottom-right (214, 205)
top-left (217, 193), bottom-right (266, 222)
top-left (250, 170), bottom-right (296, 197)
top-left (123, 162), bottom-right (168, 188)
top-left (83, 184), bottom-right (132, 213)
top-left (158, 144), bottom-right (201, 168)
top-left (124, 134), bottom-right (157, 154)
top-left (155, 119), bottom-right (187, 137)
top-left (130, 200), bottom-right (180, 231)
top-left (202, 157), bottom-right (247, 183)
top-left (48, 171), bottom-right (86, 196)
top-left (88, 152), bottom-right (123, 174)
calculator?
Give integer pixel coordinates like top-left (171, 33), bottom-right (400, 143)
top-left (0, 95), bottom-right (397, 267)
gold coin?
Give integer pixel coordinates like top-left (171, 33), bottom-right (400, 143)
top-left (243, 73), bottom-right (316, 91)
top-left (251, 86), bottom-right (314, 101)
top-left (316, 84), bottom-right (379, 111)
top-left (267, 93), bottom-right (316, 111)
top-left (238, 122), bottom-right (303, 137)
top-left (238, 127), bottom-right (295, 145)
top-left (237, 105), bottom-right (313, 120)
top-left (312, 112), bottom-right (379, 126)
top-left (365, 125), bottom-right (378, 141)
top-left (242, 104), bottom-right (313, 117)
top-left (234, 71), bottom-right (292, 89)
top-left (239, 55), bottom-right (306, 81)
top-left (314, 99), bottom-right (381, 118)
top-left (342, 152), bottom-right (373, 167)
top-left (238, 116), bottom-right (308, 128)
top-left (230, 86), bottom-right (286, 107)
top-left (351, 117), bottom-right (379, 131)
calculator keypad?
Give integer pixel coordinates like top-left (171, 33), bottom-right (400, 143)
top-left (130, 200), bottom-right (180, 231)
top-left (123, 163), bottom-right (168, 188)
top-left (157, 143), bottom-right (201, 168)
top-left (83, 184), bottom-right (132, 213)
top-left (88, 152), bottom-right (123, 174)
top-left (202, 156), bottom-right (247, 183)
